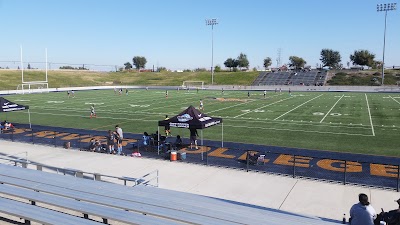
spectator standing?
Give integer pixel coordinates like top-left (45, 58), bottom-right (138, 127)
top-left (115, 125), bottom-right (123, 155)
top-left (189, 127), bottom-right (199, 150)
top-left (106, 130), bottom-right (115, 154)
top-left (142, 132), bottom-right (150, 151)
top-left (164, 115), bottom-right (171, 136)
top-left (349, 193), bottom-right (376, 225)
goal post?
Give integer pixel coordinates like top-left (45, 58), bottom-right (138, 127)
top-left (17, 83), bottom-right (49, 94)
top-left (17, 46), bottom-right (49, 94)
top-left (182, 81), bottom-right (204, 90)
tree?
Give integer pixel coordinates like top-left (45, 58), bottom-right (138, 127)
top-left (350, 50), bottom-right (375, 68)
top-left (237, 52), bottom-right (249, 70)
top-left (320, 49), bottom-right (341, 69)
top-left (224, 58), bottom-right (238, 71)
top-left (124, 62), bottom-right (132, 70)
top-left (132, 56), bottom-right (147, 70)
top-left (288, 56), bottom-right (307, 70)
top-left (157, 67), bottom-right (167, 72)
top-left (263, 57), bottom-right (272, 69)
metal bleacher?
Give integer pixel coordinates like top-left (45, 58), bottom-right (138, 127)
top-left (252, 70), bottom-right (328, 86)
top-left (0, 163), bottom-right (339, 225)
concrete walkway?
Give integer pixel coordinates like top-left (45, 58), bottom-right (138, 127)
top-left (0, 140), bottom-right (399, 223)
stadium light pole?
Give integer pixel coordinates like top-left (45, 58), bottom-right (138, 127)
top-left (377, 3), bottom-right (396, 86)
top-left (206, 18), bottom-right (218, 85)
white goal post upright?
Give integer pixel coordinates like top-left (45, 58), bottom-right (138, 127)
top-left (18, 46), bottom-right (49, 94)
top-left (182, 81), bottom-right (204, 90)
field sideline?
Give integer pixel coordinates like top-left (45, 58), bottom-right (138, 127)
top-left (1, 89), bottom-right (399, 156)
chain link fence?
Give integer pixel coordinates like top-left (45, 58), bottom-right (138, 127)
top-left (1, 124), bottom-right (399, 191)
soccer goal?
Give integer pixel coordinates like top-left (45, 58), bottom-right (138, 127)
top-left (17, 83), bottom-right (49, 94)
top-left (182, 81), bottom-right (204, 90)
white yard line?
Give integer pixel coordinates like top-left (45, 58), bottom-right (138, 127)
top-left (233, 97), bottom-right (293, 118)
top-left (365, 93), bottom-right (375, 136)
top-left (225, 124), bottom-right (373, 137)
top-left (274, 94), bottom-right (323, 121)
top-left (319, 94), bottom-right (344, 123)
top-left (389, 95), bottom-right (400, 105)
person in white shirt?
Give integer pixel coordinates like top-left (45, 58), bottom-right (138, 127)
top-left (349, 193), bottom-right (376, 225)
top-left (115, 125), bottom-right (123, 155)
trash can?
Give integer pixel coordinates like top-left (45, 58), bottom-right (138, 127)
top-left (170, 151), bottom-right (177, 161)
top-left (178, 151), bottom-right (186, 160)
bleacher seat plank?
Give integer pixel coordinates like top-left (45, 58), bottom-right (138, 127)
top-left (0, 174), bottom-right (240, 225)
top-left (0, 196), bottom-right (101, 225)
top-left (0, 184), bottom-right (181, 225)
top-left (0, 164), bottom-right (338, 225)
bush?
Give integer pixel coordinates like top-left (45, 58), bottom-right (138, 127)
top-left (214, 65), bottom-right (221, 72)
top-left (194, 68), bottom-right (207, 72)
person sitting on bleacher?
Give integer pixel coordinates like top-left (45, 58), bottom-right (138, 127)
top-left (0, 121), bottom-right (4, 133)
top-left (0, 120), bottom-right (14, 133)
top-left (88, 138), bottom-right (96, 151)
top-left (94, 139), bottom-right (103, 152)
top-left (173, 135), bottom-right (183, 149)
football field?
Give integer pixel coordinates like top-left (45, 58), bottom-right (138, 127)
top-left (1, 89), bottom-right (400, 156)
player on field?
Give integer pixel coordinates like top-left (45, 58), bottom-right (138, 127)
top-left (125, 88), bottom-right (128, 96)
top-left (71, 90), bottom-right (75, 98)
top-left (199, 99), bottom-right (204, 111)
top-left (289, 88), bottom-right (292, 96)
top-left (165, 90), bottom-right (168, 98)
top-left (247, 91), bottom-right (250, 98)
top-left (67, 91), bottom-right (70, 98)
top-left (90, 104), bottom-right (96, 118)
top-left (263, 90), bottom-right (267, 98)
top-left (221, 88), bottom-right (224, 95)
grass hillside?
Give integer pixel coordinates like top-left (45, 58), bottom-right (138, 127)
top-left (0, 70), bottom-right (260, 90)
top-left (327, 70), bottom-right (400, 86)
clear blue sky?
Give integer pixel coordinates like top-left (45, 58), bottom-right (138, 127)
top-left (0, 0), bottom-right (399, 70)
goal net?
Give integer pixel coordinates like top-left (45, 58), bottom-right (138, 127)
top-left (182, 81), bottom-right (204, 90)
top-left (17, 83), bottom-right (49, 94)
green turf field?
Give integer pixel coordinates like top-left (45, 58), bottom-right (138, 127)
top-left (1, 89), bottom-right (399, 156)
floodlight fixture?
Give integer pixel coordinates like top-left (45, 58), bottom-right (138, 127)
top-left (377, 3), bottom-right (396, 85)
top-left (206, 18), bottom-right (218, 85)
